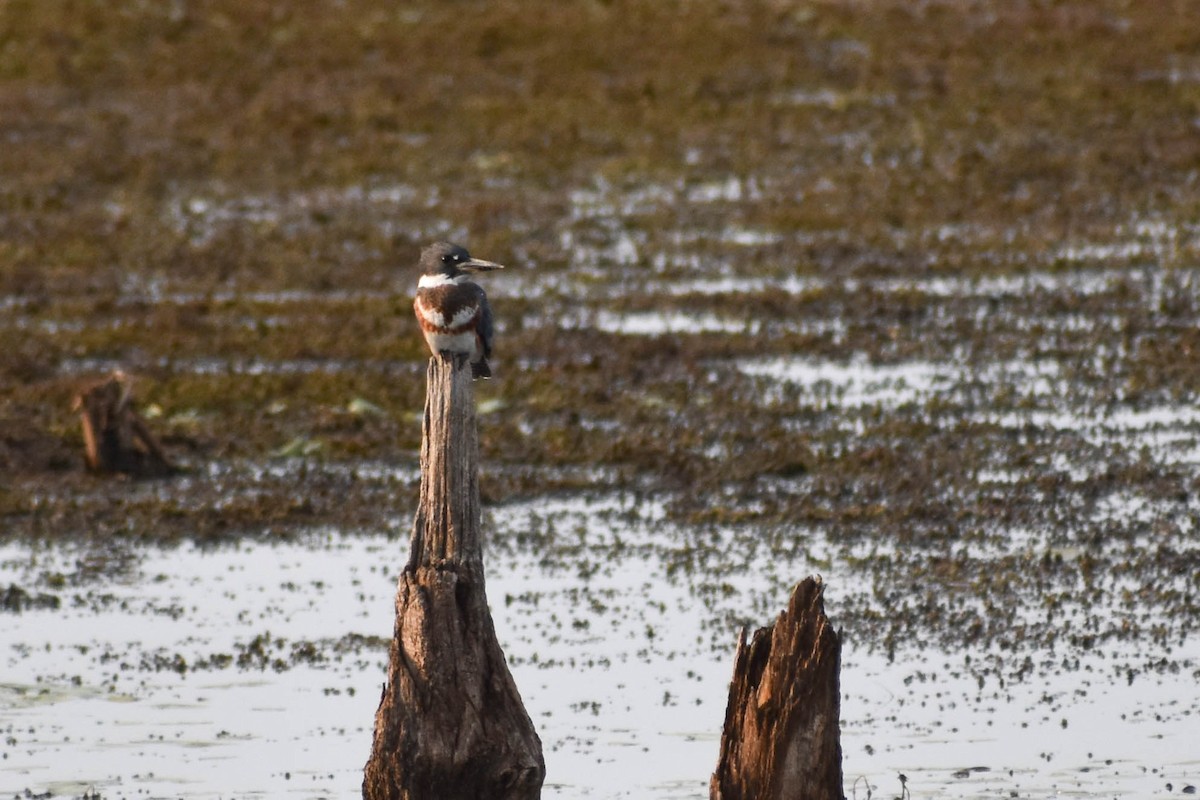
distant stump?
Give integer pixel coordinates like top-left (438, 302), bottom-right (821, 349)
top-left (73, 372), bottom-right (174, 478)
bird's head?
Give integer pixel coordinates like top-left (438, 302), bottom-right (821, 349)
top-left (419, 241), bottom-right (505, 280)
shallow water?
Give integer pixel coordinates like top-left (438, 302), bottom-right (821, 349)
top-left (3, 491), bottom-right (1197, 798)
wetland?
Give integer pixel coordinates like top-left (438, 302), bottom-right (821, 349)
top-left (2, 1), bottom-right (1199, 797)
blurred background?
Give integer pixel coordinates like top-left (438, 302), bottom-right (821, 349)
top-left (2, 1), bottom-right (1199, 798)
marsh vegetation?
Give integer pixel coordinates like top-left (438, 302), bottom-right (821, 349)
top-left (2, 1), bottom-right (1199, 797)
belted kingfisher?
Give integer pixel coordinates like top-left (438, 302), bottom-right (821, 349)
top-left (413, 241), bottom-right (504, 379)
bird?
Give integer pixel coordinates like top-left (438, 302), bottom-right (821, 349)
top-left (412, 241), bottom-right (504, 379)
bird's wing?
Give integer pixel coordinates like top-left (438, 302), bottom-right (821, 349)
top-left (475, 285), bottom-right (495, 358)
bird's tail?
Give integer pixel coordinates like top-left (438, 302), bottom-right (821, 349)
top-left (472, 358), bottom-right (492, 379)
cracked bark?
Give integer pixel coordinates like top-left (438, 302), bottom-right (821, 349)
top-left (711, 577), bottom-right (844, 800)
top-left (364, 355), bottom-right (544, 800)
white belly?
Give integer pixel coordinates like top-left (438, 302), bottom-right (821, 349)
top-left (424, 330), bottom-right (478, 356)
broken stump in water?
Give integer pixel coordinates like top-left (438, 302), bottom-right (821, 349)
top-left (73, 371), bottom-right (174, 477)
top-left (363, 355), bottom-right (544, 800)
top-left (711, 576), bottom-right (844, 800)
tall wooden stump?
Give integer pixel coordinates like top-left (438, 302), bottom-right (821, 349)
top-left (364, 356), bottom-right (544, 800)
top-left (711, 577), bottom-right (844, 800)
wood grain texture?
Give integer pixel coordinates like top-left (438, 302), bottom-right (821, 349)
top-left (364, 355), bottom-right (544, 800)
top-left (711, 577), bottom-right (844, 800)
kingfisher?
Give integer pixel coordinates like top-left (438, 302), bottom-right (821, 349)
top-left (413, 241), bottom-right (504, 378)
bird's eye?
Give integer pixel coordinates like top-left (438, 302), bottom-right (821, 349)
top-left (442, 254), bottom-right (453, 264)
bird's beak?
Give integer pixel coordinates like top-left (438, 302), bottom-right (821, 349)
top-left (461, 258), bottom-right (505, 272)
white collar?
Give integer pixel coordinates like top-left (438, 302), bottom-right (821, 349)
top-left (417, 273), bottom-right (467, 289)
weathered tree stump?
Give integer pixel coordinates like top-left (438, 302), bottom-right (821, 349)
top-left (364, 355), bottom-right (544, 800)
top-left (73, 371), bottom-right (174, 477)
top-left (711, 576), bottom-right (844, 800)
